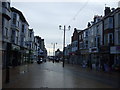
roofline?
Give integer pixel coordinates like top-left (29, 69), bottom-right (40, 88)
top-left (10, 7), bottom-right (29, 26)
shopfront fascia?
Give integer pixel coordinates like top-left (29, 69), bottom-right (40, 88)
top-left (110, 46), bottom-right (120, 54)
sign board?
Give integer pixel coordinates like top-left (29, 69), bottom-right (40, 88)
top-left (110, 46), bottom-right (120, 54)
top-left (12, 44), bottom-right (20, 50)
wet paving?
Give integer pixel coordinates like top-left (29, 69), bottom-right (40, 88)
top-left (3, 61), bottom-right (120, 88)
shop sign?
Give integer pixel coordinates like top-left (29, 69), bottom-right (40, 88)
top-left (91, 47), bottom-right (98, 53)
top-left (100, 46), bottom-right (109, 53)
top-left (12, 44), bottom-right (20, 50)
top-left (26, 50), bottom-right (29, 54)
top-left (81, 49), bottom-right (89, 54)
top-left (110, 46), bottom-right (120, 54)
top-left (89, 48), bottom-right (92, 53)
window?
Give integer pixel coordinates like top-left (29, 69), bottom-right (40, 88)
top-left (108, 33), bottom-right (113, 45)
top-left (30, 32), bottom-right (32, 38)
top-left (6, 28), bottom-right (8, 37)
top-left (5, 27), bottom-right (8, 37)
top-left (13, 13), bottom-right (16, 25)
top-left (97, 37), bottom-right (100, 47)
top-left (104, 34), bottom-right (108, 45)
top-left (2, 2), bottom-right (9, 9)
top-left (86, 31), bottom-right (88, 37)
top-left (85, 41), bottom-right (88, 48)
top-left (16, 37), bottom-right (18, 44)
top-left (17, 21), bottom-right (19, 27)
top-left (11, 30), bottom-right (15, 43)
top-left (94, 38), bottom-right (96, 47)
top-left (109, 17), bottom-right (113, 28)
top-left (22, 25), bottom-right (24, 32)
top-left (96, 25), bottom-right (99, 34)
top-left (2, 2), bottom-right (6, 7)
top-left (104, 19), bottom-right (108, 30)
top-left (104, 17), bottom-right (113, 30)
top-left (21, 37), bottom-right (24, 46)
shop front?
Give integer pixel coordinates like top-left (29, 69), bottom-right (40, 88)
top-left (99, 46), bottom-right (114, 71)
top-left (89, 47), bottom-right (101, 69)
top-left (110, 46), bottom-right (120, 71)
top-left (81, 49), bottom-right (89, 66)
top-left (11, 44), bottom-right (20, 67)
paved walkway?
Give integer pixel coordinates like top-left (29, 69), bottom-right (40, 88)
top-left (2, 61), bottom-right (120, 88)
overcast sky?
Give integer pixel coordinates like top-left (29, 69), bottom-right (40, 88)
top-left (11, 0), bottom-right (119, 55)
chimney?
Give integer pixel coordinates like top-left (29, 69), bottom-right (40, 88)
top-left (74, 28), bottom-right (77, 31)
top-left (104, 7), bottom-right (111, 16)
top-left (87, 22), bottom-right (91, 27)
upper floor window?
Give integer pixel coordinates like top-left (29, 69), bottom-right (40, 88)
top-left (86, 31), bottom-right (88, 37)
top-left (104, 17), bottom-right (113, 30)
top-left (22, 25), bottom-right (24, 32)
top-left (97, 37), bottom-right (100, 47)
top-left (16, 31), bottom-right (19, 37)
top-left (108, 33), bottom-right (113, 45)
top-left (94, 38), bottom-right (96, 47)
top-left (30, 32), bottom-right (32, 38)
top-left (96, 25), bottom-right (99, 34)
top-left (79, 35), bottom-right (81, 40)
top-left (86, 41), bottom-right (88, 48)
top-left (13, 13), bottom-right (17, 25)
top-left (104, 34), bottom-right (108, 45)
top-left (2, 2), bottom-right (10, 10)
top-left (5, 27), bottom-right (8, 37)
top-left (11, 30), bottom-right (15, 43)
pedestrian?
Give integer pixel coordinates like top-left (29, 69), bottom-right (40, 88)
top-left (90, 61), bottom-right (92, 70)
top-left (101, 57), bottom-right (105, 71)
top-left (96, 61), bottom-right (99, 71)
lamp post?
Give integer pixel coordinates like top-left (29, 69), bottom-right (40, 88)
top-left (59, 25), bottom-right (70, 67)
top-left (51, 43), bottom-right (57, 63)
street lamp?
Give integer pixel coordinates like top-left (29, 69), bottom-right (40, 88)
top-left (59, 25), bottom-right (70, 67)
top-left (51, 43), bottom-right (57, 63)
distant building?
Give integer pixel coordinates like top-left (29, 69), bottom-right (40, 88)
top-left (34, 36), bottom-right (47, 61)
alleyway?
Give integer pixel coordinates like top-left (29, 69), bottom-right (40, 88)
top-left (2, 61), bottom-right (120, 88)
